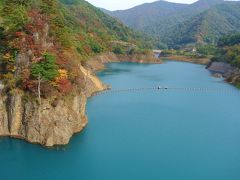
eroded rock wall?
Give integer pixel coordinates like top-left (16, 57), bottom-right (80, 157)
top-left (207, 62), bottom-right (240, 85)
top-left (0, 66), bottom-right (106, 147)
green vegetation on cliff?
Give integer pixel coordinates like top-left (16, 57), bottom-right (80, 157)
top-left (211, 34), bottom-right (240, 68)
top-left (0, 0), bottom-right (153, 97)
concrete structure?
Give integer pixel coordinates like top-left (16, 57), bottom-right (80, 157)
top-left (153, 50), bottom-right (162, 58)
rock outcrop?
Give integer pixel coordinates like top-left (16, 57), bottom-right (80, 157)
top-left (207, 62), bottom-right (240, 85)
top-left (0, 66), bottom-right (106, 147)
top-left (207, 62), bottom-right (234, 77)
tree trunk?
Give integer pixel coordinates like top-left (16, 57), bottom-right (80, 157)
top-left (38, 74), bottom-right (42, 125)
top-left (38, 74), bottom-right (41, 103)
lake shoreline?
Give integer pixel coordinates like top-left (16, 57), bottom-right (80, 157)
top-left (2, 61), bottom-right (240, 179)
top-left (159, 55), bottom-right (210, 65)
top-left (86, 52), bottom-right (162, 72)
top-left (0, 52), bottom-right (160, 147)
top-left (0, 53), bottom-right (236, 147)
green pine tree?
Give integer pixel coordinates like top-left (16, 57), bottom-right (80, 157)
top-left (31, 53), bottom-right (58, 100)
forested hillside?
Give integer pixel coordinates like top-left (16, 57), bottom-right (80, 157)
top-left (209, 33), bottom-right (240, 87)
top-left (211, 34), bottom-right (240, 68)
top-left (0, 0), bottom-right (153, 96)
top-left (162, 2), bottom-right (240, 48)
top-left (104, 0), bottom-right (240, 48)
top-left (105, 1), bottom-right (187, 32)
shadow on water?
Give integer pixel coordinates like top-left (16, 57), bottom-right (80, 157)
top-left (97, 62), bottom-right (154, 77)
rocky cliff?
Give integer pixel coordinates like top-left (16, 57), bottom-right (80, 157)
top-left (207, 62), bottom-right (240, 86)
top-left (0, 65), bottom-right (106, 147)
top-left (0, 0), bottom-right (153, 147)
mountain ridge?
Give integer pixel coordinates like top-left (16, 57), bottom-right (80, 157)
top-left (103, 0), bottom-right (240, 48)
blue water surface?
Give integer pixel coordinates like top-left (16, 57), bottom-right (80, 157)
top-left (1, 61), bottom-right (240, 180)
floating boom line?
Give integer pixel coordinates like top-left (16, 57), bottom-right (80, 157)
top-left (94, 86), bottom-right (240, 96)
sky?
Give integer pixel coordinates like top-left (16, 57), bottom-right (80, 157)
top-left (86, 0), bottom-right (198, 11)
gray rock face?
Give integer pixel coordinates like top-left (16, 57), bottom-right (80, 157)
top-left (207, 62), bottom-right (240, 85)
top-left (0, 17), bottom-right (107, 146)
top-left (207, 62), bottom-right (234, 77)
top-left (0, 92), bottom-right (88, 147)
top-left (0, 66), bottom-right (106, 147)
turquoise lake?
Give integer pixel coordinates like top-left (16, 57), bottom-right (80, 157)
top-left (1, 61), bottom-right (240, 180)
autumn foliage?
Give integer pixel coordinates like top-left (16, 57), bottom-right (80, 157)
top-left (0, 0), bottom-right (147, 97)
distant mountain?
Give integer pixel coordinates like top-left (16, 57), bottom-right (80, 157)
top-left (106, 1), bottom-right (187, 30)
top-left (191, 0), bottom-right (224, 9)
top-left (100, 8), bottom-right (112, 14)
top-left (103, 0), bottom-right (240, 48)
top-left (163, 2), bottom-right (240, 47)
